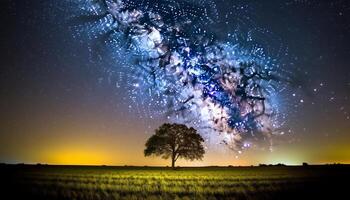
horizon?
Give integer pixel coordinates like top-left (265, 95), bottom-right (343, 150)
top-left (3, 162), bottom-right (349, 167)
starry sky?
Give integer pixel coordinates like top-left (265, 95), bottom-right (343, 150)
top-left (1, 0), bottom-right (349, 166)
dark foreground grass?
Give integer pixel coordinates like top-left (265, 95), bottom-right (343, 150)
top-left (2, 164), bottom-right (350, 200)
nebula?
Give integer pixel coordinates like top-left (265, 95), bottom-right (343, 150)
top-left (69, 0), bottom-right (288, 151)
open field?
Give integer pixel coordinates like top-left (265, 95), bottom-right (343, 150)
top-left (2, 164), bottom-right (350, 200)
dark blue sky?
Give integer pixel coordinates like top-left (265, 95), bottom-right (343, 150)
top-left (1, 0), bottom-right (349, 165)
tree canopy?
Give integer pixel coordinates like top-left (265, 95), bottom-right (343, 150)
top-left (144, 123), bottom-right (205, 168)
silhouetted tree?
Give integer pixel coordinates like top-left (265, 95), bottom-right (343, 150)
top-left (144, 123), bottom-right (205, 168)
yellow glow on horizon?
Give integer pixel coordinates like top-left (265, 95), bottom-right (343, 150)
top-left (44, 147), bottom-right (112, 165)
top-left (1, 127), bottom-right (349, 166)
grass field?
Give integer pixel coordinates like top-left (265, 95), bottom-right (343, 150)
top-left (3, 164), bottom-right (350, 199)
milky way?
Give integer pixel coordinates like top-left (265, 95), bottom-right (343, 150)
top-left (69, 0), bottom-right (290, 151)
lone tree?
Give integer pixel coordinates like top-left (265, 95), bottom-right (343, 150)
top-left (144, 123), bottom-right (205, 168)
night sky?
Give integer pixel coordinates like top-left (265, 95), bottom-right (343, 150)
top-left (1, 0), bottom-right (349, 166)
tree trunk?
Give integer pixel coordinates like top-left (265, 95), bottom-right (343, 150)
top-left (171, 153), bottom-right (176, 168)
